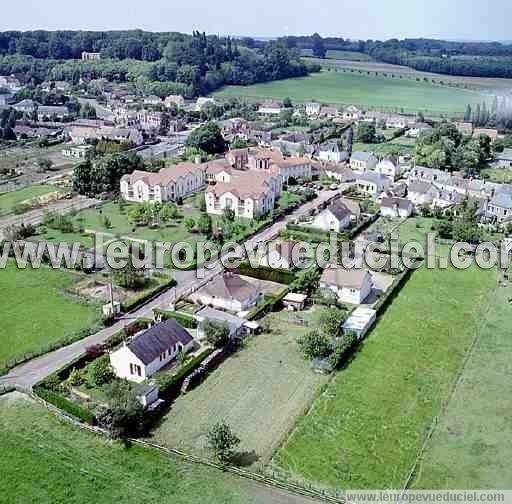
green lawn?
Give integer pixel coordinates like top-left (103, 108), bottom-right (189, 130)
top-left (0, 185), bottom-right (61, 217)
top-left (149, 308), bottom-right (330, 464)
top-left (481, 167), bottom-right (512, 183)
top-left (274, 264), bottom-right (496, 489)
top-left (214, 71), bottom-right (485, 115)
top-left (37, 201), bottom-right (205, 251)
top-left (0, 262), bottom-right (100, 365)
top-left (352, 141), bottom-right (415, 156)
top-left (412, 282), bottom-right (512, 489)
top-left (0, 395), bottom-right (260, 504)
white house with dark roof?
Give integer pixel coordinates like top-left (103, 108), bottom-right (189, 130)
top-left (305, 102), bottom-right (321, 117)
top-left (318, 143), bottom-right (348, 163)
top-left (485, 190), bottom-right (512, 224)
top-left (350, 151), bottom-right (378, 172)
top-left (109, 319), bottom-right (195, 383)
top-left (320, 265), bottom-right (373, 305)
top-left (407, 181), bottom-right (441, 207)
top-left (312, 200), bottom-right (355, 232)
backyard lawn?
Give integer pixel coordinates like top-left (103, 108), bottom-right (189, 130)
top-left (0, 184), bottom-right (61, 217)
top-left (214, 71), bottom-right (484, 115)
top-left (273, 263), bottom-right (496, 489)
top-left (412, 282), bottom-right (512, 489)
top-left (37, 200), bottom-right (206, 252)
top-left (481, 167), bottom-right (512, 184)
top-left (0, 394), bottom-right (262, 504)
top-left (0, 262), bottom-right (100, 366)
top-left (149, 308), bottom-right (330, 464)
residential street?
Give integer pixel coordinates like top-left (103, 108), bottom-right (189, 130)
top-left (0, 190), bottom-right (338, 391)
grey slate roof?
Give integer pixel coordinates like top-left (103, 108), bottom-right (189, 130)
top-left (496, 148), bottom-right (512, 161)
top-left (492, 191), bottom-right (512, 209)
top-left (327, 200), bottom-right (353, 221)
top-left (351, 151), bottom-right (377, 163)
top-left (128, 319), bottom-right (193, 365)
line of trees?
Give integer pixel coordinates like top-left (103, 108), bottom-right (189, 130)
top-left (0, 31), bottom-right (320, 97)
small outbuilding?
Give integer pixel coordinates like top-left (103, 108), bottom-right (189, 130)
top-left (342, 307), bottom-right (377, 340)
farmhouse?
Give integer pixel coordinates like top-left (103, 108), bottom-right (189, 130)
top-left (164, 95), bottom-right (186, 108)
top-left (37, 105), bottom-right (70, 120)
top-left (323, 164), bottom-right (355, 184)
top-left (194, 273), bottom-right (263, 313)
top-left (13, 99), bottom-right (37, 114)
top-left (406, 122), bottom-right (432, 138)
top-left (109, 318), bottom-right (195, 383)
top-left (61, 144), bottom-right (94, 160)
top-left (380, 197), bottom-right (414, 218)
top-left (143, 95), bottom-right (162, 106)
top-left (320, 265), bottom-right (373, 305)
top-left (312, 200), bottom-right (354, 232)
top-left (120, 162), bottom-right (205, 203)
top-left (454, 122), bottom-right (473, 136)
top-left (350, 151), bottom-right (378, 172)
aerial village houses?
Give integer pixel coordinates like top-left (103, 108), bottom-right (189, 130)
top-left (109, 319), bottom-right (195, 383)
top-left (258, 240), bottom-right (307, 270)
top-left (258, 100), bottom-right (284, 115)
top-left (193, 273), bottom-right (263, 313)
top-left (375, 156), bottom-right (402, 181)
top-left (350, 151), bottom-right (378, 172)
top-left (380, 197), bottom-right (415, 218)
top-left (320, 265), bottom-right (373, 305)
top-left (120, 163), bottom-right (205, 203)
top-left (312, 200), bottom-right (355, 233)
top-left (355, 171), bottom-right (392, 197)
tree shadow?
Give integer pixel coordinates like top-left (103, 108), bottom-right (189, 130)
top-left (230, 450), bottom-right (260, 467)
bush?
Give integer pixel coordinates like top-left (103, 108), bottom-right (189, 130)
top-left (204, 320), bottom-right (230, 349)
top-left (328, 331), bottom-right (357, 369)
top-left (153, 309), bottom-right (198, 329)
top-left (297, 330), bottom-right (333, 361)
top-left (206, 420), bottom-right (241, 463)
top-left (67, 368), bottom-right (85, 387)
top-left (234, 262), bottom-right (296, 284)
top-left (86, 355), bottom-right (115, 387)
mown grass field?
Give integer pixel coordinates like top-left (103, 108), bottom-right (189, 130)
top-left (481, 167), bottom-right (512, 183)
top-left (273, 264), bottom-right (496, 489)
top-left (214, 71), bottom-right (485, 115)
top-left (0, 262), bottom-right (99, 365)
top-left (37, 200), bottom-right (206, 251)
top-left (0, 184), bottom-right (60, 217)
top-left (149, 308), bottom-right (330, 464)
top-left (0, 394), bottom-right (261, 504)
top-left (412, 282), bottom-right (512, 489)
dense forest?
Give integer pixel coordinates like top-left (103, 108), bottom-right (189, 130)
top-left (281, 34), bottom-right (512, 79)
top-left (0, 30), bottom-right (319, 96)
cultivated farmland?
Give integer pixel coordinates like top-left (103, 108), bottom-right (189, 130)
top-left (0, 262), bottom-right (100, 366)
top-left (273, 264), bottom-right (496, 489)
top-left (214, 71), bottom-right (485, 115)
top-left (148, 308), bottom-right (330, 464)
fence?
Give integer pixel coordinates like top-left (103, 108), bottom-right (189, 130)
top-left (27, 390), bottom-right (345, 503)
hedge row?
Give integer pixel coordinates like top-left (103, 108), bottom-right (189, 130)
top-left (347, 212), bottom-right (380, 240)
top-left (33, 386), bottom-right (96, 425)
top-left (157, 348), bottom-right (215, 397)
top-left (121, 278), bottom-right (176, 313)
top-left (246, 288), bottom-right (290, 321)
top-left (153, 309), bottom-right (198, 329)
top-left (234, 262), bottom-right (296, 285)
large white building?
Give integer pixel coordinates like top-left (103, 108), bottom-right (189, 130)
top-left (120, 163), bottom-right (205, 203)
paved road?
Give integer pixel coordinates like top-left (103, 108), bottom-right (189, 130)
top-left (0, 190), bottom-right (339, 390)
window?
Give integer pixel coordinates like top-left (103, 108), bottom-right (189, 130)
top-left (130, 363), bottom-right (142, 376)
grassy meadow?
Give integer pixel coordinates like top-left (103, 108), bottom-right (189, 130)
top-left (273, 264), bottom-right (496, 489)
top-left (0, 184), bottom-right (61, 217)
top-left (0, 395), bottom-right (261, 504)
top-left (214, 70), bottom-right (485, 115)
top-left (149, 308), bottom-right (330, 464)
top-left (0, 262), bottom-right (100, 365)
top-left (412, 283), bottom-right (512, 489)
